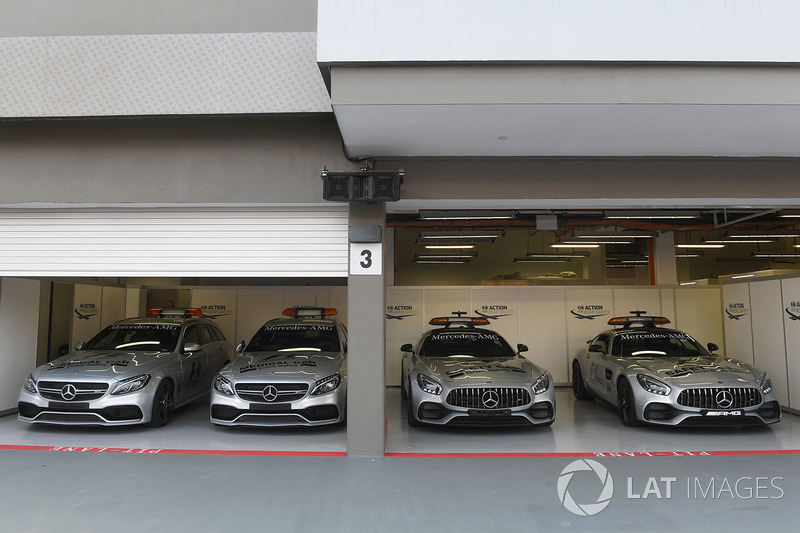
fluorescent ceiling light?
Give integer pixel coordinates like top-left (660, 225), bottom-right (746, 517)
top-left (418, 230), bottom-right (505, 240)
top-left (551, 243), bottom-right (600, 249)
top-left (676, 253), bottom-right (704, 258)
top-left (675, 244), bottom-right (725, 249)
top-left (728, 233), bottom-right (800, 239)
top-left (780, 210), bottom-right (800, 218)
top-left (513, 257), bottom-right (571, 263)
top-left (414, 259), bottom-right (470, 264)
top-left (572, 231), bottom-right (655, 239)
top-left (560, 240), bottom-right (634, 245)
top-left (703, 239), bottom-right (774, 244)
top-left (752, 253), bottom-right (800, 258)
top-left (620, 260), bottom-right (649, 264)
top-left (425, 244), bottom-right (476, 249)
top-left (731, 274), bottom-right (757, 279)
top-left (605, 210), bottom-right (701, 220)
top-left (680, 281), bottom-right (698, 286)
top-left (419, 210), bottom-right (515, 221)
top-left (415, 253), bottom-right (477, 260)
top-left (606, 264), bottom-right (641, 268)
top-left (527, 252), bottom-right (590, 258)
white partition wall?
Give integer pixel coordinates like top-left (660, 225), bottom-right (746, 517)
top-left (100, 286), bottom-right (127, 329)
top-left (780, 278), bottom-right (800, 410)
top-left (0, 278), bottom-right (40, 413)
top-left (749, 280), bottom-right (790, 406)
top-left (386, 285), bottom-right (724, 386)
top-left (722, 283), bottom-right (755, 365)
top-left (71, 284), bottom-right (103, 345)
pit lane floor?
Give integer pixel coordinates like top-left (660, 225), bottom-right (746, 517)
top-left (0, 388), bottom-right (798, 456)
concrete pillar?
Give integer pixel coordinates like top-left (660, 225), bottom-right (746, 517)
top-left (651, 231), bottom-right (678, 285)
top-left (346, 202), bottom-right (386, 456)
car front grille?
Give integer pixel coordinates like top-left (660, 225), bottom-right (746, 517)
top-left (235, 382), bottom-right (309, 403)
top-left (37, 381), bottom-right (109, 401)
top-left (446, 387), bottom-right (531, 409)
top-left (236, 414), bottom-right (307, 424)
top-left (677, 387), bottom-right (762, 409)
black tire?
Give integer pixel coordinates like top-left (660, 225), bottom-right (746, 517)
top-left (616, 378), bottom-right (638, 427)
top-left (407, 385), bottom-right (422, 427)
top-left (572, 361), bottom-right (592, 400)
top-left (148, 379), bottom-right (175, 427)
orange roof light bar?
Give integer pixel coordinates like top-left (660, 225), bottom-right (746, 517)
top-left (282, 307), bottom-right (338, 318)
top-left (147, 307), bottom-right (203, 318)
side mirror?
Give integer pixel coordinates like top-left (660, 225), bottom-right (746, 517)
top-left (401, 343), bottom-right (414, 353)
top-left (235, 341), bottom-right (246, 354)
top-left (707, 343), bottom-right (719, 353)
top-left (589, 344), bottom-right (604, 353)
top-left (183, 342), bottom-right (202, 354)
top-left (74, 341), bottom-right (85, 351)
top-left (517, 343), bottom-right (529, 353)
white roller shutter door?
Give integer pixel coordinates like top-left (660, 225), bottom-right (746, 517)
top-left (0, 206), bottom-right (348, 277)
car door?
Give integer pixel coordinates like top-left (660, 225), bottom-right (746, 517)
top-left (204, 323), bottom-right (232, 378)
top-left (179, 324), bottom-right (210, 401)
top-left (585, 333), bottom-right (615, 401)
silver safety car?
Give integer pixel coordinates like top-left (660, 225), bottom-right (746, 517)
top-left (18, 308), bottom-right (235, 427)
top-left (572, 311), bottom-right (781, 427)
top-left (401, 314), bottom-right (555, 427)
top-left (210, 307), bottom-right (347, 427)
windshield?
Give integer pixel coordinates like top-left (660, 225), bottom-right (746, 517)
top-left (245, 323), bottom-right (341, 352)
top-left (419, 329), bottom-right (516, 358)
top-left (82, 323), bottom-right (181, 351)
top-left (612, 331), bottom-right (709, 357)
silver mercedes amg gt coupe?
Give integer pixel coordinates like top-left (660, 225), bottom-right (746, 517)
top-left (18, 308), bottom-right (235, 427)
top-left (572, 311), bottom-right (781, 427)
top-left (401, 313), bottom-right (555, 427)
top-left (210, 307), bottom-right (347, 427)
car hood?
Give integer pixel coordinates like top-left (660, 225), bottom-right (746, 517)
top-left (33, 350), bottom-right (168, 380)
top-left (631, 356), bottom-right (760, 385)
top-left (419, 355), bottom-right (539, 385)
top-left (231, 351), bottom-right (344, 380)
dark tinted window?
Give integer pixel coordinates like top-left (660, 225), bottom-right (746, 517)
top-left (245, 323), bottom-right (341, 352)
top-left (208, 325), bottom-right (226, 342)
top-left (183, 325), bottom-right (202, 346)
top-left (82, 323), bottom-right (181, 352)
top-left (419, 329), bottom-right (515, 358)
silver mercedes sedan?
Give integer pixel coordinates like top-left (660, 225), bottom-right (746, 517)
top-left (572, 312), bottom-right (781, 427)
top-left (401, 314), bottom-right (555, 427)
top-left (18, 308), bottom-right (235, 427)
top-left (210, 307), bottom-right (347, 427)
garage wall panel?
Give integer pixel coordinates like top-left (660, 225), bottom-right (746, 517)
top-left (750, 280), bottom-right (789, 406)
top-left (518, 288), bottom-right (568, 384)
top-left (71, 284), bottom-right (102, 344)
top-left (0, 207), bottom-right (348, 278)
top-left (721, 283), bottom-right (755, 364)
top-left (612, 288), bottom-right (662, 320)
top-left (565, 289), bottom-right (614, 375)
top-left (674, 288), bottom-right (724, 349)
top-left (100, 286), bottom-right (126, 329)
top-left (780, 278), bottom-right (800, 410)
top-left (385, 288), bottom-right (424, 385)
top-left (0, 278), bottom-right (40, 412)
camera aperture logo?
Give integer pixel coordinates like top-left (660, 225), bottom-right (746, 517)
top-left (557, 459), bottom-right (614, 516)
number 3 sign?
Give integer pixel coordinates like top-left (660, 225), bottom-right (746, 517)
top-left (350, 243), bottom-right (382, 275)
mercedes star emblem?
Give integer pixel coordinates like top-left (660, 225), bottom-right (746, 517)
top-left (60, 384), bottom-right (77, 401)
top-left (481, 390), bottom-right (500, 409)
top-left (262, 385), bottom-right (279, 402)
top-left (715, 390), bottom-right (734, 409)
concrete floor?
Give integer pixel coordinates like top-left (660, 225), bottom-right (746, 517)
top-left (0, 388), bottom-right (798, 532)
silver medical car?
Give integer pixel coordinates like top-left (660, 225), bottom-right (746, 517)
top-left (572, 311), bottom-right (781, 427)
top-left (18, 308), bottom-right (235, 427)
top-left (401, 314), bottom-right (555, 427)
top-left (210, 307), bottom-right (347, 427)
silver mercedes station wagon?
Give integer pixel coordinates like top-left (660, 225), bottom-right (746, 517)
top-left (572, 311), bottom-right (781, 427)
top-left (210, 307), bottom-right (347, 427)
top-left (18, 308), bottom-right (235, 427)
top-left (401, 314), bottom-right (555, 427)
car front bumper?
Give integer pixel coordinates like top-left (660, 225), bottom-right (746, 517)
top-left (210, 383), bottom-right (346, 427)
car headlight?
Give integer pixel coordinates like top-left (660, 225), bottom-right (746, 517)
top-left (24, 374), bottom-right (37, 394)
top-left (214, 374), bottom-right (235, 396)
top-left (110, 374), bottom-right (151, 395)
top-left (761, 374), bottom-right (773, 395)
top-left (636, 374), bottom-right (671, 396)
top-left (311, 374), bottom-right (341, 395)
top-left (532, 373), bottom-right (550, 395)
top-left (417, 373), bottom-right (442, 395)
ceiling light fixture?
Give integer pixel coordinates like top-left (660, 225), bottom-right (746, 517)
top-left (605, 210), bottom-right (701, 220)
top-left (551, 243), bottom-right (600, 249)
top-left (731, 274), bottom-right (757, 279)
top-left (514, 257), bottom-right (571, 263)
top-left (559, 240), bottom-right (634, 245)
top-left (703, 239), bottom-right (775, 244)
top-left (752, 253), bottom-right (800, 258)
top-left (675, 244), bottom-right (725, 249)
top-left (728, 233), bottom-right (800, 239)
top-left (526, 252), bottom-right (590, 258)
top-left (680, 281), bottom-right (698, 286)
top-left (571, 231), bottom-right (655, 239)
top-left (425, 244), bottom-right (476, 250)
top-left (419, 210), bottom-right (516, 221)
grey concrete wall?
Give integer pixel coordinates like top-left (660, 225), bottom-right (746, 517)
top-left (0, 0), bottom-right (317, 36)
top-left (376, 157), bottom-right (800, 203)
top-left (0, 116), bottom-right (356, 205)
